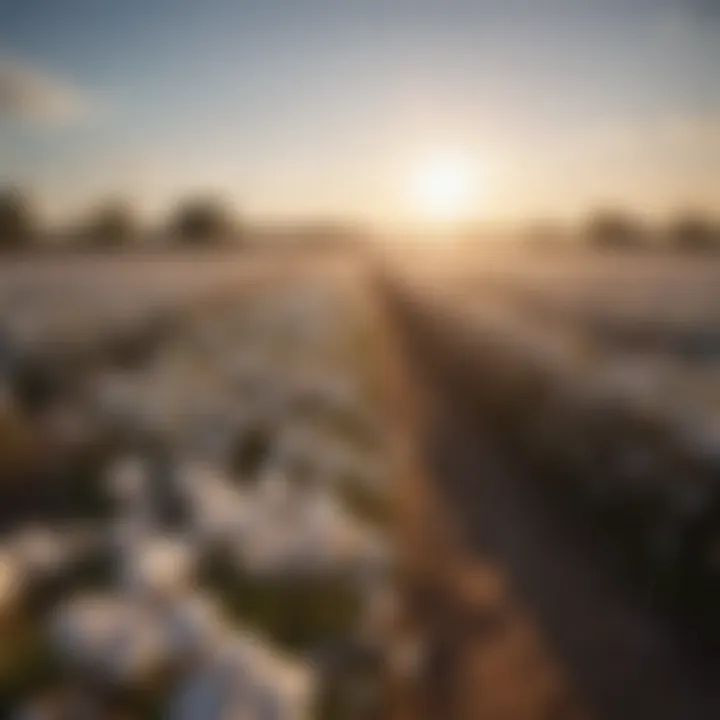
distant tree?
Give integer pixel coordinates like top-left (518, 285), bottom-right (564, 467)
top-left (667, 213), bottom-right (719, 252)
top-left (169, 197), bottom-right (236, 245)
top-left (82, 200), bottom-right (136, 247)
top-left (0, 188), bottom-right (34, 251)
top-left (586, 210), bottom-right (644, 249)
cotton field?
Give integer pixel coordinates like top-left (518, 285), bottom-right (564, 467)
top-left (399, 251), bottom-right (720, 621)
top-left (0, 257), bottom-right (393, 719)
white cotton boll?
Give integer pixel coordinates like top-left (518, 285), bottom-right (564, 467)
top-left (51, 595), bottom-right (120, 666)
top-left (301, 496), bottom-right (389, 577)
top-left (195, 490), bottom-right (252, 551)
top-left (245, 489), bottom-right (342, 576)
top-left (241, 483), bottom-right (366, 576)
top-left (302, 485), bottom-right (344, 534)
top-left (50, 595), bottom-right (167, 684)
top-left (217, 635), bottom-right (316, 720)
top-left (8, 527), bottom-right (71, 582)
top-left (122, 537), bottom-right (195, 601)
top-left (273, 662), bottom-right (316, 720)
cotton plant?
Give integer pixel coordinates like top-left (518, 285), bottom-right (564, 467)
top-left (119, 536), bottom-right (197, 603)
top-left (3, 276), bottom-right (390, 718)
top-left (52, 459), bottom-right (214, 683)
top-left (0, 526), bottom-right (97, 618)
top-left (239, 465), bottom-right (389, 580)
top-left (51, 462), bottom-right (317, 715)
top-left (168, 630), bottom-right (316, 720)
top-left (6, 526), bottom-right (81, 583)
top-left (48, 539), bottom-right (317, 716)
top-left (50, 594), bottom-right (169, 685)
top-left (175, 461), bottom-right (255, 550)
top-left (173, 447), bottom-right (389, 582)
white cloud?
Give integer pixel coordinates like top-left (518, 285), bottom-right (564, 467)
top-left (0, 56), bottom-right (90, 126)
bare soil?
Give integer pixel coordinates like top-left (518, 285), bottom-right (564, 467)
top-left (379, 274), bottom-right (720, 720)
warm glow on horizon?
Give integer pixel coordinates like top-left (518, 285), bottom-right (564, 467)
top-left (407, 153), bottom-right (483, 223)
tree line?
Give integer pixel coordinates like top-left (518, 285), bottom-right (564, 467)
top-left (525, 209), bottom-right (720, 253)
top-left (0, 188), bottom-right (240, 252)
top-left (3, 187), bottom-right (718, 254)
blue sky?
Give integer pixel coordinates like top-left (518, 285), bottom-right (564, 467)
top-left (1, 0), bottom-right (719, 224)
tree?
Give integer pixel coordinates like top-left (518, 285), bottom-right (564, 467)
top-left (169, 197), bottom-right (236, 245)
top-left (667, 213), bottom-right (719, 252)
top-left (586, 210), bottom-right (644, 249)
top-left (0, 188), bottom-right (34, 251)
top-left (82, 200), bottom-right (136, 247)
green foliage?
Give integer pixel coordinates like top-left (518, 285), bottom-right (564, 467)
top-left (198, 551), bottom-right (388, 719)
top-left (200, 552), bottom-right (363, 652)
top-left (0, 615), bottom-right (62, 718)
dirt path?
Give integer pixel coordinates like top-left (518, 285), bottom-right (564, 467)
top-left (379, 274), bottom-right (720, 720)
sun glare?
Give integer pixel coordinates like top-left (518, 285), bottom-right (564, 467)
top-left (408, 153), bottom-right (481, 222)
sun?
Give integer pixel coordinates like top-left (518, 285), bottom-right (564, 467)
top-left (408, 153), bottom-right (480, 222)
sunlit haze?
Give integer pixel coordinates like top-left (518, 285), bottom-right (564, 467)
top-left (3, 4), bottom-right (720, 719)
top-left (407, 153), bottom-right (482, 223)
top-left (1, 1), bottom-right (719, 227)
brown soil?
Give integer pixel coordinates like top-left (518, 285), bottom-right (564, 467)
top-left (378, 273), bottom-right (720, 720)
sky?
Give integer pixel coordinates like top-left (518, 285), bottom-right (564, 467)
top-left (0, 0), bottom-right (719, 226)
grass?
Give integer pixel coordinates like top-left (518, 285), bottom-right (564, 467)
top-left (199, 550), bottom-right (363, 652)
top-left (198, 548), bottom-right (388, 719)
